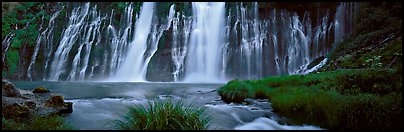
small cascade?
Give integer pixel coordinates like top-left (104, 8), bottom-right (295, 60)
top-left (171, 13), bottom-right (192, 82)
top-left (2, 33), bottom-right (15, 68)
top-left (334, 2), bottom-right (355, 44)
top-left (27, 14), bottom-right (46, 81)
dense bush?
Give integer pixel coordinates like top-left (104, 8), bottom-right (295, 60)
top-left (113, 101), bottom-right (210, 130)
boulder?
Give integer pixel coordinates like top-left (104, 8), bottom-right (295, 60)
top-left (45, 95), bottom-right (64, 107)
top-left (2, 103), bottom-right (31, 123)
top-left (2, 79), bottom-right (22, 97)
top-left (2, 79), bottom-right (73, 122)
top-left (32, 86), bottom-right (50, 93)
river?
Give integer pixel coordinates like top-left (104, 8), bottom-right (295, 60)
top-left (12, 81), bottom-right (322, 130)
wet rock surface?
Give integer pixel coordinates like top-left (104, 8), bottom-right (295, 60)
top-left (2, 79), bottom-right (73, 122)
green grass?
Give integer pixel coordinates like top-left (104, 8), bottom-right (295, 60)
top-left (2, 115), bottom-right (73, 130)
top-left (217, 69), bottom-right (402, 130)
top-left (113, 101), bottom-right (210, 130)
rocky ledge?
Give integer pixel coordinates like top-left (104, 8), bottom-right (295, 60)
top-left (2, 79), bottom-right (73, 122)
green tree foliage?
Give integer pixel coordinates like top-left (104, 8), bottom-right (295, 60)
top-left (5, 50), bottom-right (19, 75)
top-left (2, 2), bottom-right (51, 78)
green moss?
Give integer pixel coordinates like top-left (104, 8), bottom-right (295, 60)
top-left (113, 101), bottom-right (210, 130)
top-left (46, 95), bottom-right (64, 107)
top-left (32, 86), bottom-right (49, 93)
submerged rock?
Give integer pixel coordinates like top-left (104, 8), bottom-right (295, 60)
top-left (1, 79), bottom-right (73, 122)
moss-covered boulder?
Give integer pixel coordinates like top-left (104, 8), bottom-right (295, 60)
top-left (45, 95), bottom-right (64, 107)
top-left (2, 103), bottom-right (31, 123)
top-left (32, 87), bottom-right (49, 93)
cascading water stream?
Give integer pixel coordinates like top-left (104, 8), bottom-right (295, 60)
top-left (171, 13), bottom-right (191, 82)
top-left (114, 2), bottom-right (155, 82)
top-left (184, 2), bottom-right (226, 83)
top-left (49, 3), bottom-right (91, 81)
top-left (27, 14), bottom-right (46, 81)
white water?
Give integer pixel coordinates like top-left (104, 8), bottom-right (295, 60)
top-left (49, 3), bottom-right (91, 81)
top-left (113, 3), bottom-right (175, 82)
top-left (171, 13), bottom-right (192, 82)
top-left (44, 5), bottom-right (64, 81)
top-left (2, 33), bottom-right (14, 69)
top-left (184, 2), bottom-right (226, 83)
top-left (235, 117), bottom-right (323, 130)
top-left (68, 5), bottom-right (104, 81)
top-left (27, 14), bottom-right (46, 81)
top-left (114, 2), bottom-right (155, 82)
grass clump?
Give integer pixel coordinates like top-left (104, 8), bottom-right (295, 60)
top-left (2, 115), bottom-right (73, 130)
top-left (218, 80), bottom-right (252, 103)
top-left (113, 101), bottom-right (210, 130)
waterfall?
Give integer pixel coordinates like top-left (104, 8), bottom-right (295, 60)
top-left (20, 2), bottom-right (357, 82)
top-left (2, 33), bottom-right (15, 69)
top-left (171, 13), bottom-right (192, 82)
top-left (235, 3), bottom-right (267, 79)
top-left (114, 3), bottom-right (175, 82)
top-left (67, 5), bottom-right (104, 81)
top-left (27, 14), bottom-right (46, 81)
top-left (44, 5), bottom-right (64, 81)
top-left (184, 2), bottom-right (226, 83)
top-left (334, 2), bottom-right (355, 44)
top-left (49, 3), bottom-right (91, 81)
top-left (114, 2), bottom-right (155, 82)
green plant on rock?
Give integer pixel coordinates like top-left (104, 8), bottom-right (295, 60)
top-left (113, 100), bottom-right (210, 130)
top-left (363, 56), bottom-right (382, 68)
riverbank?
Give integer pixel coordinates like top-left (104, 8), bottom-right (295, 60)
top-left (218, 68), bottom-right (401, 130)
top-left (218, 3), bottom-right (402, 129)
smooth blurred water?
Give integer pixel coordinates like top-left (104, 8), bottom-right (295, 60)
top-left (12, 81), bottom-right (322, 130)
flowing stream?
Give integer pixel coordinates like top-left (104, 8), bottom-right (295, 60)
top-left (12, 81), bottom-right (323, 130)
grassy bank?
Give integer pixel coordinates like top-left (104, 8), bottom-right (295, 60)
top-left (218, 2), bottom-right (402, 130)
top-left (218, 69), bottom-right (402, 130)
